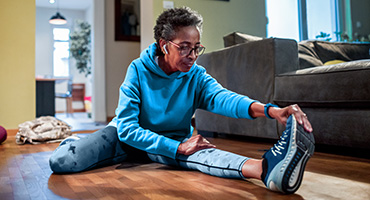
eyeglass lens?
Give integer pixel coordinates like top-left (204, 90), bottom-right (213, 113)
top-left (180, 46), bottom-right (205, 56)
top-left (169, 41), bottom-right (205, 56)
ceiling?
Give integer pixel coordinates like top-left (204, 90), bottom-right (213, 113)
top-left (35, 0), bottom-right (92, 10)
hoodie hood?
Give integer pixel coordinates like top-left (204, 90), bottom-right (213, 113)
top-left (140, 43), bottom-right (196, 79)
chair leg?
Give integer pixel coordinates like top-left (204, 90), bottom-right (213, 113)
top-left (66, 97), bottom-right (73, 117)
top-left (82, 101), bottom-right (86, 112)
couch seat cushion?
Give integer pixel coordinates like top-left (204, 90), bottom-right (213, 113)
top-left (274, 59), bottom-right (370, 108)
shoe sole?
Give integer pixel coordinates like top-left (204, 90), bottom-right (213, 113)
top-left (265, 116), bottom-right (315, 194)
top-left (282, 116), bottom-right (315, 194)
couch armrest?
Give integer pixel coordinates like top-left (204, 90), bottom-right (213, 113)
top-left (195, 38), bottom-right (298, 139)
top-left (197, 38), bottom-right (299, 103)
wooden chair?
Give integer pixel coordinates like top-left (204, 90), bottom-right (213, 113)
top-left (55, 79), bottom-right (73, 115)
top-left (71, 83), bottom-right (86, 112)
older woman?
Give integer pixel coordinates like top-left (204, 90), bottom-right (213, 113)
top-left (49, 7), bottom-right (314, 194)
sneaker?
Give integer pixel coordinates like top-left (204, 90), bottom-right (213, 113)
top-left (261, 115), bottom-right (315, 194)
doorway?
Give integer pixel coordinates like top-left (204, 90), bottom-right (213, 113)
top-left (35, 0), bottom-right (106, 125)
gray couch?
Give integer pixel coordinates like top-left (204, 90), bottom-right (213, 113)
top-left (195, 32), bottom-right (370, 150)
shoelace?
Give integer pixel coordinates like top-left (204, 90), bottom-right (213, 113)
top-left (271, 130), bottom-right (288, 156)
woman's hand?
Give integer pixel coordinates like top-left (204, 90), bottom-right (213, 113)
top-left (177, 135), bottom-right (216, 155)
top-left (269, 104), bottom-right (313, 133)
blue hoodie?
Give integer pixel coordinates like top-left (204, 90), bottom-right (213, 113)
top-left (109, 43), bottom-right (258, 159)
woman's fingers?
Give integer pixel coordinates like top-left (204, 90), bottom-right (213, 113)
top-left (290, 104), bottom-right (313, 132)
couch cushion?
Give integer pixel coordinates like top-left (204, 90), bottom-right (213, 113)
top-left (299, 54), bottom-right (324, 69)
top-left (314, 41), bottom-right (370, 63)
top-left (223, 32), bottom-right (263, 47)
top-left (298, 41), bottom-right (320, 58)
top-left (274, 59), bottom-right (370, 108)
top-left (298, 41), bottom-right (324, 69)
top-left (297, 41), bottom-right (370, 69)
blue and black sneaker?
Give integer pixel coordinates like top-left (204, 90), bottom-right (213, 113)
top-left (261, 115), bottom-right (315, 194)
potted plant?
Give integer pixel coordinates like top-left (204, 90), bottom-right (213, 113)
top-left (69, 20), bottom-right (91, 77)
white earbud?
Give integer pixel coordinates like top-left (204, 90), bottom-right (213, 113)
top-left (163, 44), bottom-right (168, 54)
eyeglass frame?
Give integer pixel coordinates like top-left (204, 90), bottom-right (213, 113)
top-left (168, 41), bottom-right (206, 57)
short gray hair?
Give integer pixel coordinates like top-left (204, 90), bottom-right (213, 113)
top-left (154, 7), bottom-right (203, 44)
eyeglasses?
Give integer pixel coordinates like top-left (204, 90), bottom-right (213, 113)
top-left (168, 41), bottom-right (206, 57)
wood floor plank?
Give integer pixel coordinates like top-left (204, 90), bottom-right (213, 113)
top-left (0, 177), bottom-right (13, 194)
top-left (10, 177), bottom-right (29, 197)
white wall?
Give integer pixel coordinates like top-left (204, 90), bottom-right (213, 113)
top-left (140, 0), bottom-right (154, 51)
top-left (91, 0), bottom-right (107, 122)
top-left (84, 0), bottom-right (94, 99)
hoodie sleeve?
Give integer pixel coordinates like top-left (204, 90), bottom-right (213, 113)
top-left (115, 64), bottom-right (180, 159)
top-left (197, 68), bottom-right (259, 120)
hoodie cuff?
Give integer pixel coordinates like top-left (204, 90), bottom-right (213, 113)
top-left (238, 98), bottom-right (260, 120)
top-left (158, 136), bottom-right (181, 159)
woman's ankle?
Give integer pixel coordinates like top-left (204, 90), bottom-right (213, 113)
top-left (241, 158), bottom-right (263, 179)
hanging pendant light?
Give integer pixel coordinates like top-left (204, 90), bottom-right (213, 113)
top-left (49, 0), bottom-right (67, 25)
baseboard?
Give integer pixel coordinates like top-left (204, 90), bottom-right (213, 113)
top-left (56, 109), bottom-right (86, 113)
top-left (4, 129), bottom-right (18, 136)
top-left (73, 109), bottom-right (86, 112)
top-left (315, 144), bottom-right (370, 159)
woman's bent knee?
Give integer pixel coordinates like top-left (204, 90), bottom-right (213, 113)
top-left (49, 126), bottom-right (126, 173)
top-left (49, 153), bottom-right (74, 173)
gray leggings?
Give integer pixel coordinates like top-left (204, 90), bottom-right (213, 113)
top-left (49, 126), bottom-right (249, 179)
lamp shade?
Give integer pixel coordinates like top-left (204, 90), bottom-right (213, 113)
top-left (49, 12), bottom-right (67, 25)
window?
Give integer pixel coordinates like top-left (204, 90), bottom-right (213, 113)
top-left (53, 28), bottom-right (70, 77)
top-left (306, 0), bottom-right (339, 41)
top-left (266, 0), bottom-right (300, 41)
top-left (266, 0), bottom-right (340, 41)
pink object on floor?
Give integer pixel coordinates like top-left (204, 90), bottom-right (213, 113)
top-left (0, 125), bottom-right (7, 144)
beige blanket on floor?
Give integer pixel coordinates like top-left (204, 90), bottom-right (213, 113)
top-left (16, 116), bottom-right (72, 144)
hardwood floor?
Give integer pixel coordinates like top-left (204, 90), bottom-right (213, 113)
top-left (1, 129), bottom-right (369, 200)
